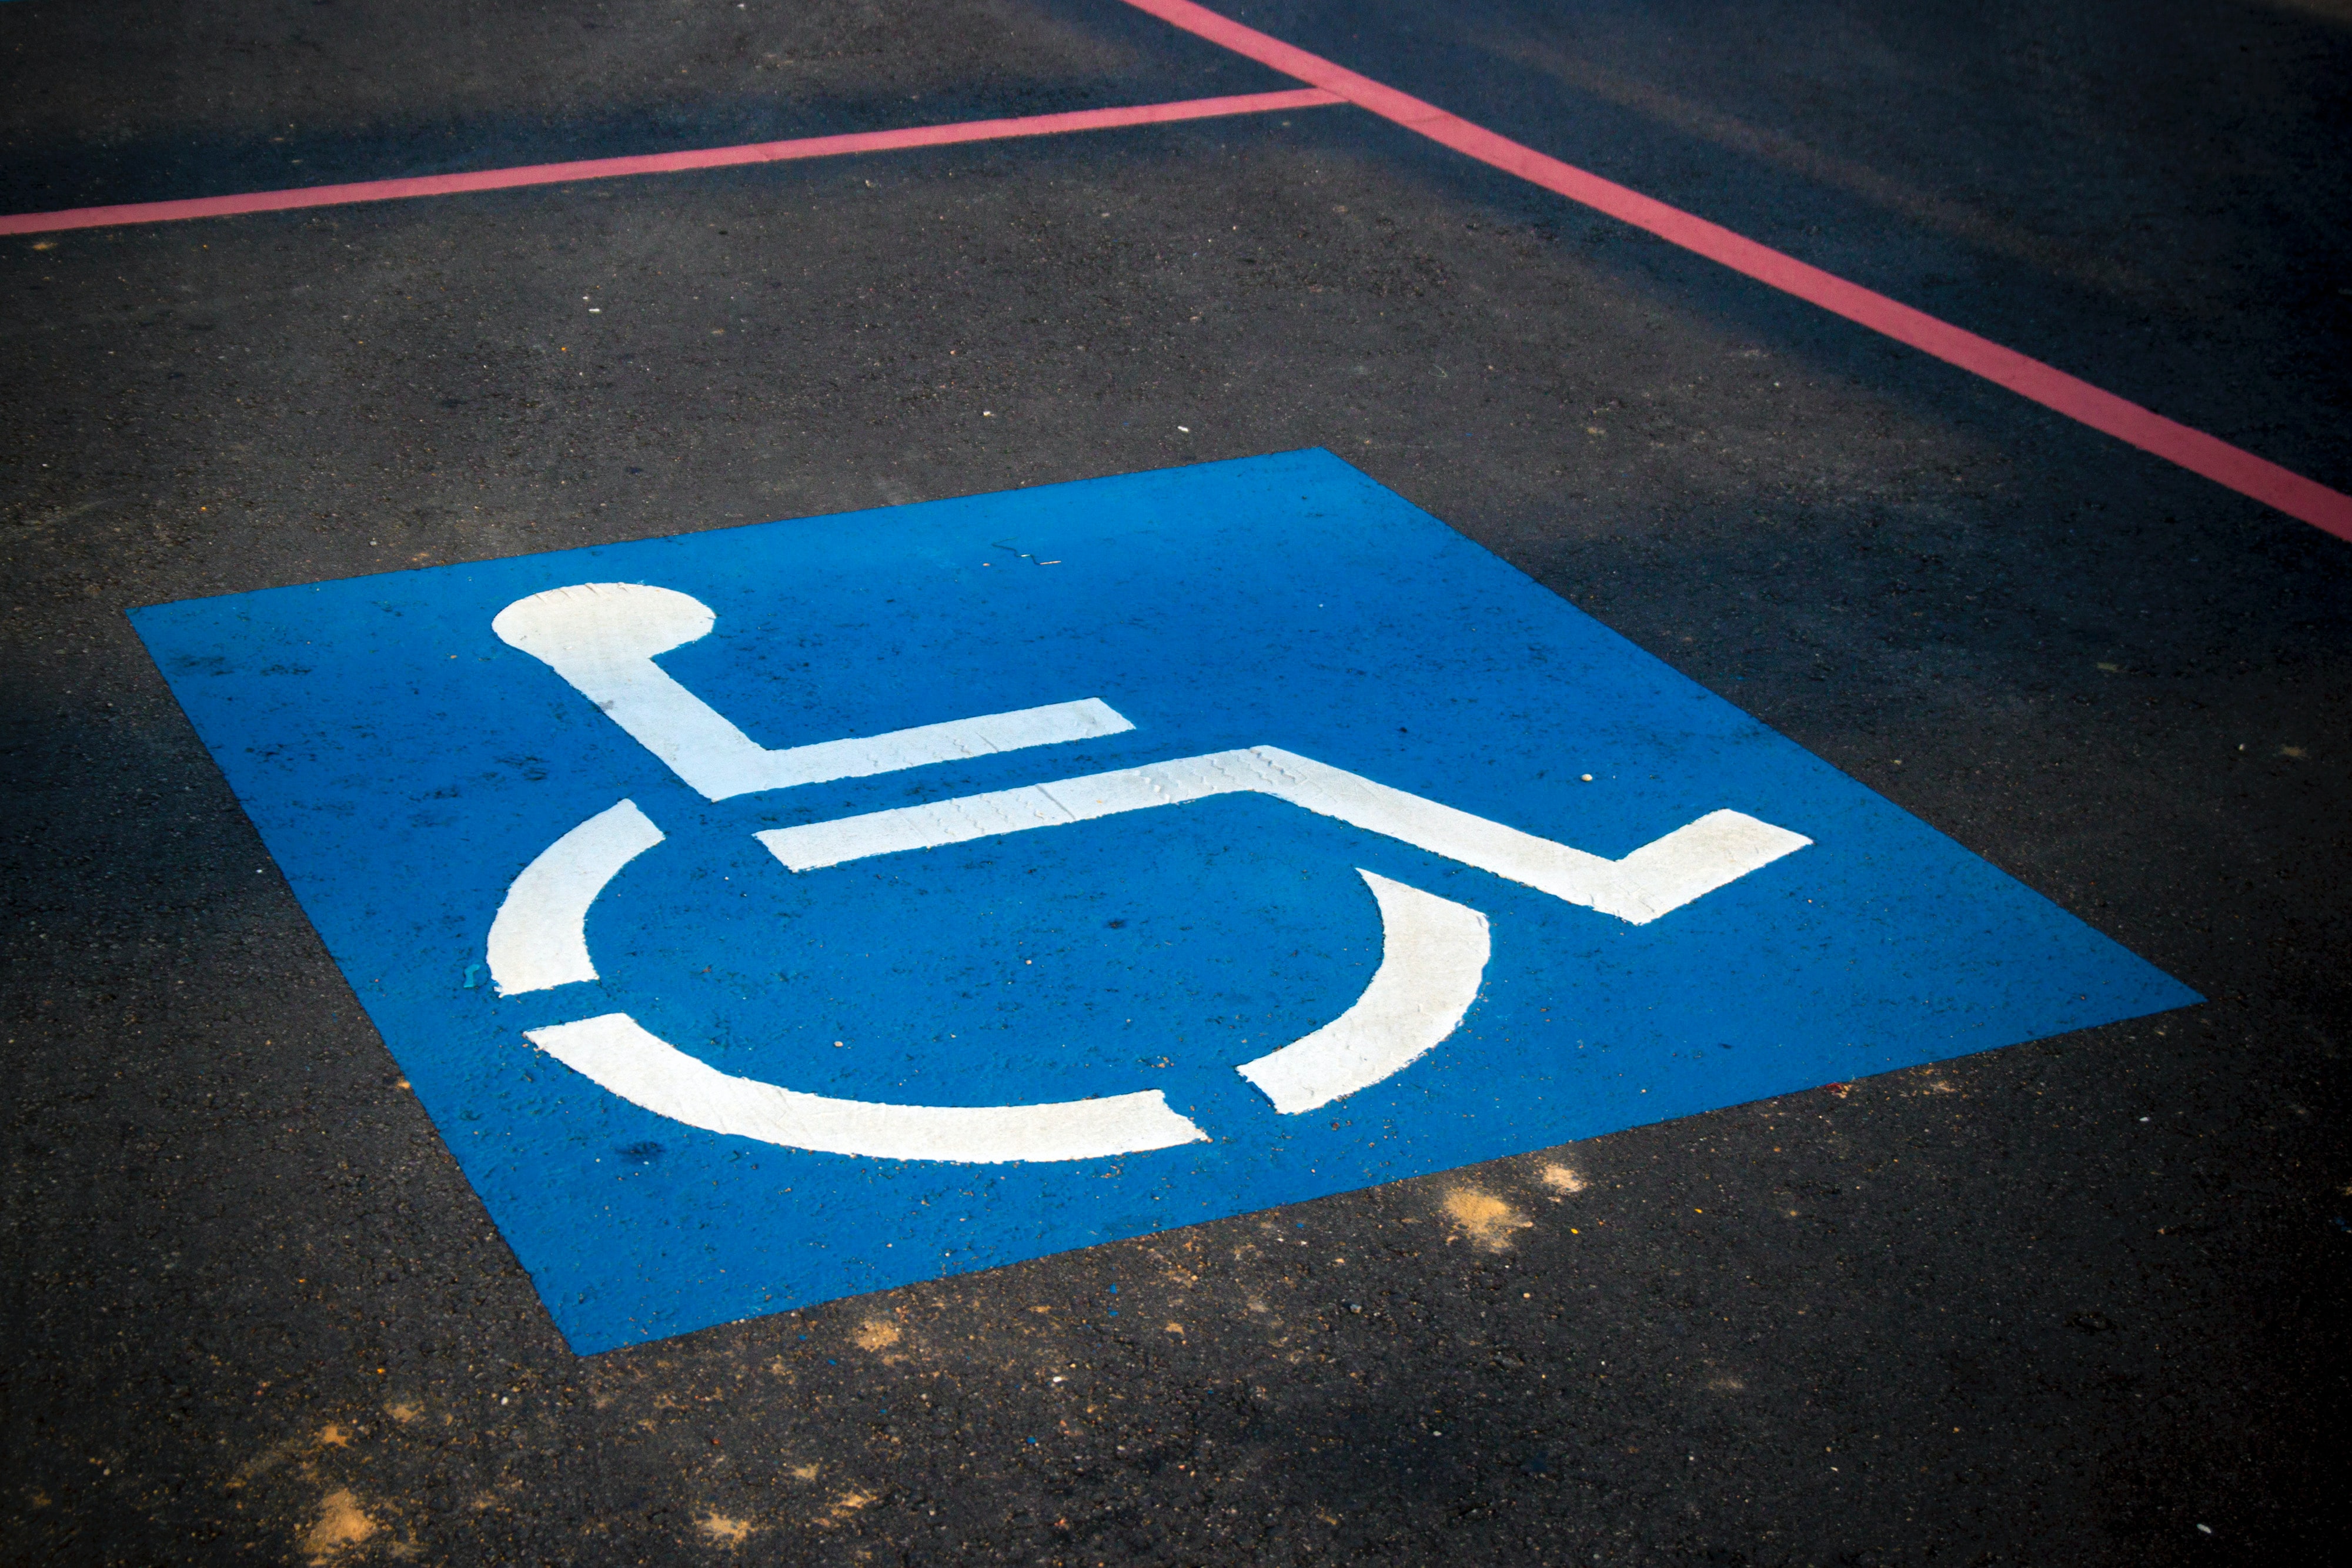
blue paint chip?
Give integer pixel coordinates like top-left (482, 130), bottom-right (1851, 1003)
top-left (130, 451), bottom-right (2194, 1352)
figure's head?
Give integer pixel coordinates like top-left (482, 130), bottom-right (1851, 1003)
top-left (493, 581), bottom-right (716, 666)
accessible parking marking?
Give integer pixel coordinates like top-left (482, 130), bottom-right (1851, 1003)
top-left (131, 452), bottom-right (2194, 1352)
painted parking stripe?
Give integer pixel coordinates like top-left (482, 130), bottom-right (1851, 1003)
top-left (130, 451), bottom-right (2193, 1352)
top-left (1117, 0), bottom-right (2352, 543)
top-left (0, 87), bottom-right (1342, 236)
top-left (18, 18), bottom-right (2333, 544)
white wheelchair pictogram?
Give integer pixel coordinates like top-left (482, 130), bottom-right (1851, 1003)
top-left (485, 582), bottom-right (1810, 1164)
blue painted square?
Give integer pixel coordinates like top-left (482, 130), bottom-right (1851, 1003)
top-left (131, 451), bottom-right (2194, 1352)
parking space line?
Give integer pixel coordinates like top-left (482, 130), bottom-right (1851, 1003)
top-left (0, 86), bottom-right (1342, 238)
top-left (1117, 0), bottom-right (2352, 542)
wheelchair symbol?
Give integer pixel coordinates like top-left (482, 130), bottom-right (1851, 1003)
top-left (485, 583), bottom-right (1810, 1164)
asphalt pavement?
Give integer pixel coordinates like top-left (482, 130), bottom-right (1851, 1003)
top-left (4, 1), bottom-right (2349, 1563)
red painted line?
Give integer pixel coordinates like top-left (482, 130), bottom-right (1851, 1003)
top-left (0, 88), bottom-right (1342, 239)
top-left (1118, 0), bottom-right (2352, 543)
